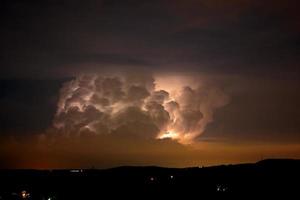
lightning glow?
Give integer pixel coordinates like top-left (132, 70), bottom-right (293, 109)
top-left (53, 73), bottom-right (229, 144)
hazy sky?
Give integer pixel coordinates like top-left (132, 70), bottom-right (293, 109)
top-left (0, 0), bottom-right (299, 168)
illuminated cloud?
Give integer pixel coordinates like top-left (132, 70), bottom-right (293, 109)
top-left (53, 72), bottom-right (229, 144)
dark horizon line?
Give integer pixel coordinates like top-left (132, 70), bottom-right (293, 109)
top-left (1, 158), bottom-right (299, 171)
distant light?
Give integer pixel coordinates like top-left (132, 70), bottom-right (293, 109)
top-left (48, 197), bottom-right (52, 200)
top-left (170, 175), bottom-right (174, 179)
top-left (150, 177), bottom-right (154, 181)
top-left (70, 169), bottom-right (80, 173)
top-left (21, 190), bottom-right (30, 199)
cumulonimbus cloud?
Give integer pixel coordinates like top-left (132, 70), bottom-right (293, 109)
top-left (53, 72), bottom-right (229, 144)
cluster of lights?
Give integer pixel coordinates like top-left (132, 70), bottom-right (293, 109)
top-left (148, 175), bottom-right (175, 183)
top-left (21, 190), bottom-right (30, 199)
top-left (4, 190), bottom-right (55, 200)
top-left (216, 184), bottom-right (228, 192)
top-left (70, 169), bottom-right (84, 173)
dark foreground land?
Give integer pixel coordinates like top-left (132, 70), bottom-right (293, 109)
top-left (0, 159), bottom-right (299, 199)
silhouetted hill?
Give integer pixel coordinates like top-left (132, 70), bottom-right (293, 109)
top-left (257, 158), bottom-right (300, 165)
top-left (0, 159), bottom-right (299, 199)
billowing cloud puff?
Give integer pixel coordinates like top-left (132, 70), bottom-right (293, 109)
top-left (53, 73), bottom-right (229, 144)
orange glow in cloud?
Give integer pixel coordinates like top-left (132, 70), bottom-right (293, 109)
top-left (53, 73), bottom-right (229, 144)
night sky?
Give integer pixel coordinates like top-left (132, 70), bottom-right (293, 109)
top-left (0, 0), bottom-right (300, 169)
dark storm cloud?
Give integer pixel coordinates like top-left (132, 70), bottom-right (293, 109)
top-left (1, 0), bottom-right (299, 78)
top-left (161, 2), bottom-right (300, 75)
top-left (0, 79), bottom-right (67, 134)
top-left (202, 77), bottom-right (300, 143)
